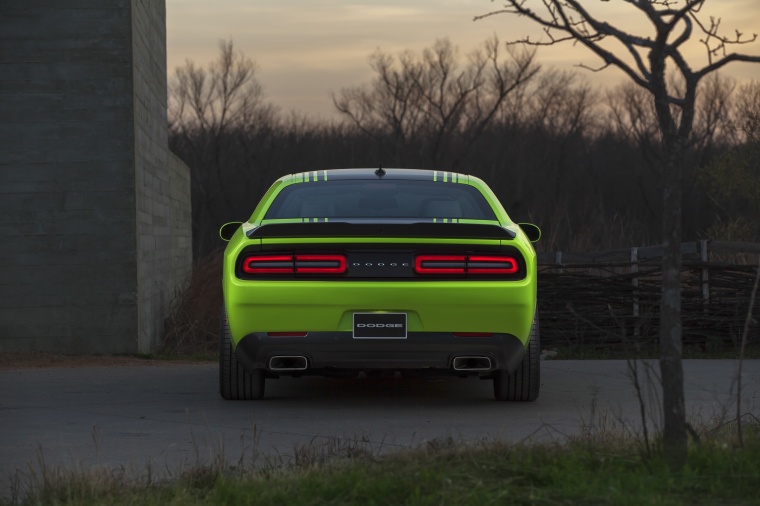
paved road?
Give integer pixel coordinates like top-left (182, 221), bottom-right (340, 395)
top-left (1, 360), bottom-right (758, 493)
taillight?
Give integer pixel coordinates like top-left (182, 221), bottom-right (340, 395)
top-left (241, 254), bottom-right (347, 276)
top-left (467, 256), bottom-right (518, 274)
top-left (414, 254), bottom-right (520, 276)
top-left (295, 254), bottom-right (346, 274)
top-left (242, 255), bottom-right (293, 274)
top-left (415, 255), bottom-right (466, 274)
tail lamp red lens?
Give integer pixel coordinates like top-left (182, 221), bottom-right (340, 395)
top-left (415, 255), bottom-right (466, 274)
top-left (414, 254), bottom-right (519, 276)
top-left (242, 254), bottom-right (347, 275)
top-left (467, 256), bottom-right (518, 274)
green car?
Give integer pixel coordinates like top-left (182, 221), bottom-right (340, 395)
top-left (219, 168), bottom-right (541, 401)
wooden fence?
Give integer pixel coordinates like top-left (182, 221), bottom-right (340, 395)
top-left (537, 240), bottom-right (760, 350)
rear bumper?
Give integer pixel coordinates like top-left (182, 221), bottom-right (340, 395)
top-left (225, 279), bottom-right (537, 344)
top-left (234, 331), bottom-right (527, 374)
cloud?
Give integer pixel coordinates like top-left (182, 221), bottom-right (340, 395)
top-left (167, 0), bottom-right (760, 118)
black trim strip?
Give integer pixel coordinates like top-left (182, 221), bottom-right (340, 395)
top-left (247, 222), bottom-right (515, 239)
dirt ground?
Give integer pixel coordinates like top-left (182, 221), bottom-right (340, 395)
top-left (0, 352), bottom-right (208, 370)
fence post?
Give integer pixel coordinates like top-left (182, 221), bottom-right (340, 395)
top-left (701, 239), bottom-right (710, 307)
top-left (631, 247), bottom-right (640, 337)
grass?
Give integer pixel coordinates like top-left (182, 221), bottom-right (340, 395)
top-left (6, 425), bottom-right (760, 505)
top-left (161, 252), bottom-right (223, 357)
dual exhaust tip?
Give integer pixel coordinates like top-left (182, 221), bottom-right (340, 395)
top-left (452, 356), bottom-right (492, 371)
top-left (269, 355), bottom-right (308, 371)
top-left (269, 355), bottom-right (492, 372)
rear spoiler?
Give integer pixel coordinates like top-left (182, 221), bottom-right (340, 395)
top-left (246, 221), bottom-right (516, 239)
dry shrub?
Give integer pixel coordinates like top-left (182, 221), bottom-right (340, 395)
top-left (162, 252), bottom-right (224, 355)
top-left (534, 212), bottom-right (653, 253)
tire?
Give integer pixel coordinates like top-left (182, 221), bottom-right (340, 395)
top-left (219, 307), bottom-right (265, 400)
top-left (493, 316), bottom-right (540, 401)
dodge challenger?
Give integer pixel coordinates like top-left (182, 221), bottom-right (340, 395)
top-left (219, 168), bottom-right (541, 401)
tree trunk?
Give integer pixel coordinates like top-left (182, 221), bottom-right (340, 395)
top-left (659, 148), bottom-right (687, 471)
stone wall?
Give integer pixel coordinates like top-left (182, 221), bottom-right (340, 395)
top-left (0, 0), bottom-right (191, 354)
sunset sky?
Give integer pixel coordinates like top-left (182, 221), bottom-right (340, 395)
top-left (166, 0), bottom-right (760, 119)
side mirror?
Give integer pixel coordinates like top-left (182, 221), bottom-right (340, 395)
top-left (518, 223), bottom-right (541, 243)
top-left (219, 221), bottom-right (243, 242)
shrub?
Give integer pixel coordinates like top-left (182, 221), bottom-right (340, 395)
top-left (162, 253), bottom-right (224, 356)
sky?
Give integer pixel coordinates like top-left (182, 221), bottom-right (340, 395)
top-left (166, 0), bottom-right (760, 119)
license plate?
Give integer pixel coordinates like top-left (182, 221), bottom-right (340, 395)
top-left (353, 312), bottom-right (407, 339)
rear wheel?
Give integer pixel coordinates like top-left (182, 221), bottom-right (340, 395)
top-left (219, 307), bottom-right (265, 400)
top-left (493, 317), bottom-right (540, 401)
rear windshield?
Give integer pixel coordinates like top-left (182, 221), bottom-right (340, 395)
top-left (264, 180), bottom-right (497, 220)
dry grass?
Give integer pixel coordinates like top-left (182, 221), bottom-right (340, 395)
top-left (162, 253), bottom-right (224, 356)
top-left (7, 418), bottom-right (760, 506)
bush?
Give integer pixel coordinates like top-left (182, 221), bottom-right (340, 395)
top-left (162, 253), bottom-right (224, 356)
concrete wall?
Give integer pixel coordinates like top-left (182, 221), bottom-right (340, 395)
top-left (0, 0), bottom-right (191, 354)
top-left (133, 0), bottom-right (176, 352)
top-left (169, 152), bottom-right (193, 286)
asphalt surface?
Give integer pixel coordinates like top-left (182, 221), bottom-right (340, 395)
top-left (1, 360), bottom-right (758, 494)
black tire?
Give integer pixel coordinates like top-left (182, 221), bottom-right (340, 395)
top-left (493, 316), bottom-right (540, 401)
top-left (219, 307), bottom-right (265, 400)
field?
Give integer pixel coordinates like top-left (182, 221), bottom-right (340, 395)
top-left (7, 424), bottom-right (760, 505)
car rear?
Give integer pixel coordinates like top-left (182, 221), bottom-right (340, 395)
top-left (220, 169), bottom-right (539, 400)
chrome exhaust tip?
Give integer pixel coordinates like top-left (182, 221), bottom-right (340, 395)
top-left (452, 356), bottom-right (492, 371)
top-left (269, 356), bottom-right (308, 371)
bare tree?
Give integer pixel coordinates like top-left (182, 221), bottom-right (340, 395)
top-left (607, 73), bottom-right (734, 164)
top-left (728, 81), bottom-right (760, 145)
top-left (333, 37), bottom-right (539, 168)
top-left (700, 81), bottom-right (760, 240)
top-left (478, 0), bottom-right (760, 469)
top-left (169, 40), bottom-right (278, 258)
top-left (528, 71), bottom-right (599, 209)
top-left (607, 73), bottom-right (735, 234)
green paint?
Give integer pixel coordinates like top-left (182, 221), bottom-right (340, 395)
top-left (223, 169), bottom-right (538, 346)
